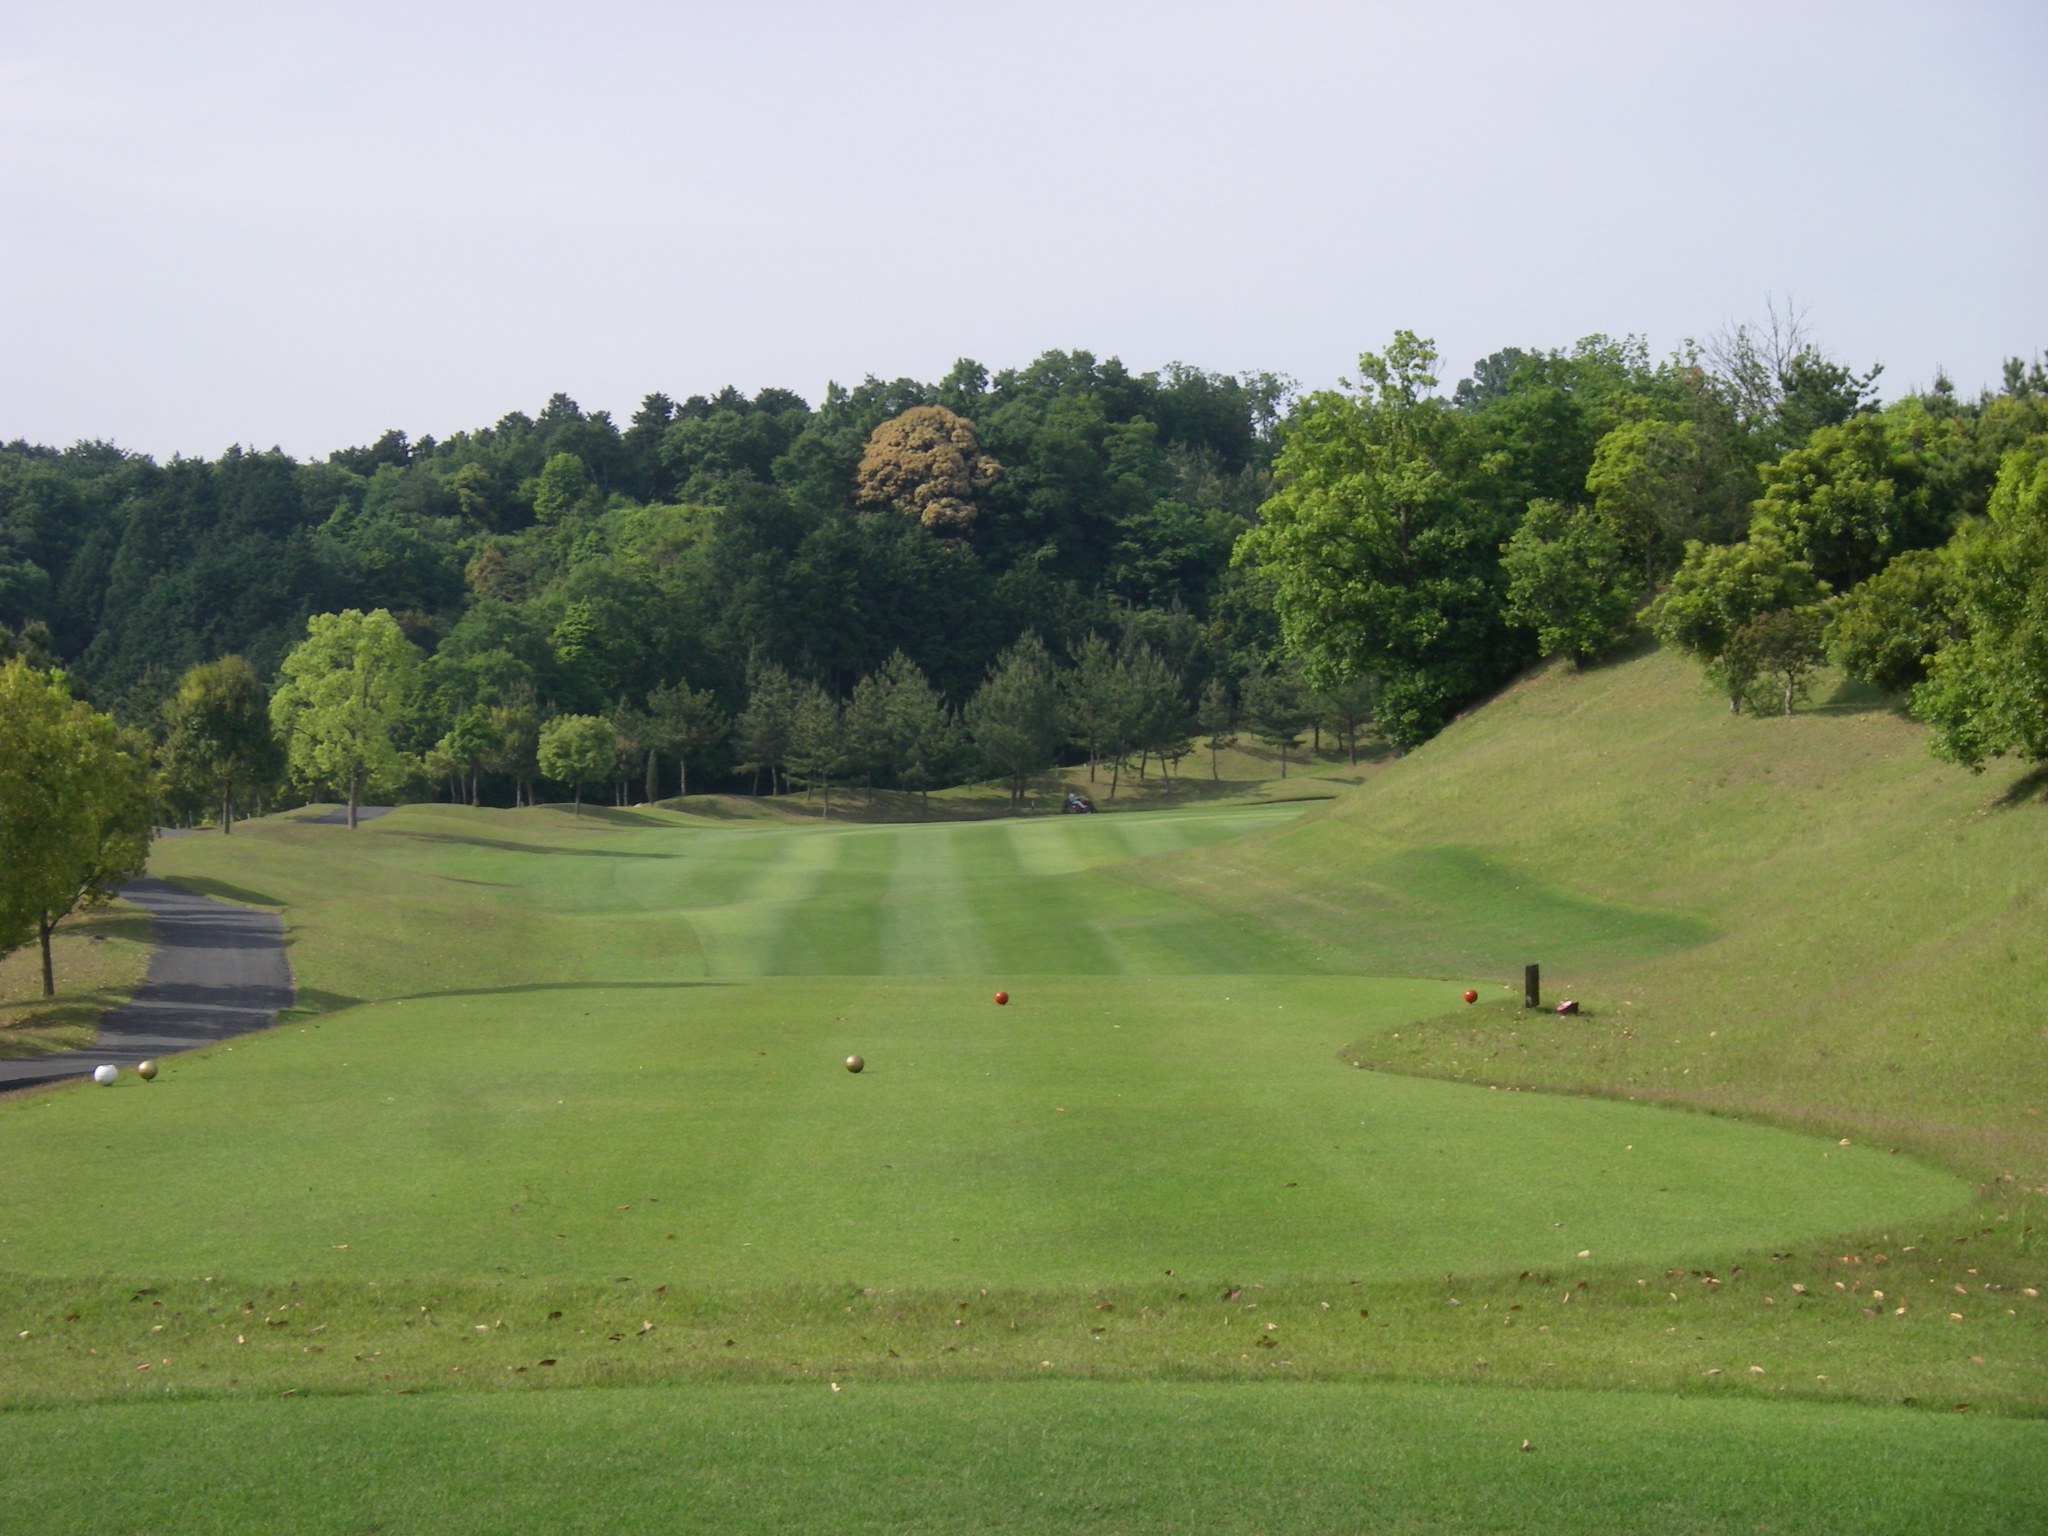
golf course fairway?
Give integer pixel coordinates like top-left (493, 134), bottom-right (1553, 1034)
top-left (0, 975), bottom-right (1964, 1285)
top-left (4, 651), bottom-right (2045, 1531)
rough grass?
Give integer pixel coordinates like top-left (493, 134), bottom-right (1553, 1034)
top-left (0, 900), bottom-right (153, 1059)
top-left (1133, 650), bottom-right (2048, 1189)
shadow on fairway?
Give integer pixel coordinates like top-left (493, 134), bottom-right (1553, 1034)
top-left (1810, 677), bottom-right (1896, 716)
top-left (387, 830), bottom-right (682, 858)
top-left (1992, 763), bottom-right (2048, 810)
top-left (158, 875), bottom-right (287, 908)
top-left (546, 806), bottom-right (687, 828)
top-left (287, 987), bottom-right (367, 1014)
top-left (399, 980), bottom-right (738, 1001)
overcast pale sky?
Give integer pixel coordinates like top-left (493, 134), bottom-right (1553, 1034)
top-left (3, 1), bottom-right (2042, 461)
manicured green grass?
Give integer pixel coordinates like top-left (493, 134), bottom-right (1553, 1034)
top-left (8, 1381), bottom-right (2045, 1535)
top-left (0, 975), bottom-right (1963, 1287)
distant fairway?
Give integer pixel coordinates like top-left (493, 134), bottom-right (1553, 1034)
top-left (141, 799), bottom-right (1710, 1005)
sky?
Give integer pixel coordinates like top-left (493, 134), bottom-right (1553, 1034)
top-left (2, 0), bottom-right (2043, 461)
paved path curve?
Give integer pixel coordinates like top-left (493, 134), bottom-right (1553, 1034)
top-left (0, 877), bottom-right (294, 1093)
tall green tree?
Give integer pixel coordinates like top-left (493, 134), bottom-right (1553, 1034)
top-left (1239, 657), bottom-right (1315, 776)
top-left (1235, 332), bottom-right (1516, 751)
top-left (436, 708), bottom-right (498, 806)
top-left (1500, 500), bottom-right (1639, 665)
top-left (1195, 675), bottom-right (1237, 780)
top-left (965, 633), bottom-right (1063, 807)
top-left (1586, 419), bottom-right (1701, 583)
top-left (1748, 415), bottom-right (1940, 590)
top-left (158, 656), bottom-right (283, 834)
top-left (1060, 633), bottom-right (1123, 783)
top-left (1912, 442), bottom-right (2048, 769)
top-left (733, 662), bottom-right (800, 796)
top-left (1649, 541), bottom-right (1824, 711)
top-left (644, 679), bottom-right (728, 800)
top-left (537, 714), bottom-right (616, 815)
top-left (1824, 548), bottom-right (1959, 696)
top-left (270, 609), bottom-right (423, 828)
top-left (784, 683), bottom-right (848, 816)
top-left (1314, 675), bottom-right (1377, 765)
top-left (0, 659), bottom-right (153, 996)
top-left (1111, 643), bottom-right (1187, 791)
top-left (878, 653), bottom-right (963, 810)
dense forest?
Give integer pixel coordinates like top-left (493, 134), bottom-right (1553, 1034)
top-left (2, 327), bottom-right (2044, 822)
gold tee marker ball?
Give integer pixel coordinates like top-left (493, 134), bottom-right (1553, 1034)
top-left (844, 1055), bottom-right (864, 1074)
top-left (137, 1060), bottom-right (159, 1081)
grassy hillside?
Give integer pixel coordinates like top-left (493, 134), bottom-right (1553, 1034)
top-left (1132, 646), bottom-right (2048, 1188)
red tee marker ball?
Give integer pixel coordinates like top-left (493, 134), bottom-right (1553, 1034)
top-left (1462, 989), bottom-right (1478, 1004)
top-left (993, 991), bottom-right (1009, 1005)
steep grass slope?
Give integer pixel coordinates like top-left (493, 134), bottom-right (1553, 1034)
top-left (1131, 646), bottom-right (2048, 1186)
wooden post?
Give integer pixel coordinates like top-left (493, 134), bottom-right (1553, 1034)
top-left (1524, 963), bottom-right (1540, 1009)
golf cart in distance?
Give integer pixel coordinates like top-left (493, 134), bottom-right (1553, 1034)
top-left (1061, 791), bottom-right (1097, 814)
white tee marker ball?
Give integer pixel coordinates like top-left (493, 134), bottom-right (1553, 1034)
top-left (92, 1064), bottom-right (118, 1085)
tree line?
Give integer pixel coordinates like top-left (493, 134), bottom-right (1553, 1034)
top-left (5, 319), bottom-right (2044, 866)
top-left (1242, 317), bottom-right (2048, 770)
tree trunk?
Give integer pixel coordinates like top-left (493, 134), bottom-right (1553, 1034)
top-left (1280, 744), bottom-right (1289, 778)
top-left (679, 755), bottom-right (690, 799)
top-left (1109, 756), bottom-right (1121, 801)
top-left (645, 748), bottom-right (658, 805)
top-left (221, 782), bottom-right (234, 835)
top-left (573, 785), bottom-right (582, 817)
top-left (348, 771), bottom-right (361, 829)
top-left (38, 912), bottom-right (55, 997)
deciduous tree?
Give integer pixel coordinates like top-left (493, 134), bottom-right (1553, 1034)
top-left (1235, 332), bottom-right (1516, 751)
top-left (158, 656), bottom-right (283, 833)
top-left (1501, 500), bottom-right (1638, 665)
top-left (1649, 541), bottom-right (1824, 711)
top-left (270, 609), bottom-right (423, 828)
top-left (537, 714), bottom-right (616, 815)
top-left (853, 406), bottom-right (1000, 533)
top-left (0, 659), bottom-right (152, 996)
top-left (1913, 442), bottom-right (2048, 769)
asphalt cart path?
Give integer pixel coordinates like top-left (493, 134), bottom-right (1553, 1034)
top-left (0, 877), bottom-right (294, 1093)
